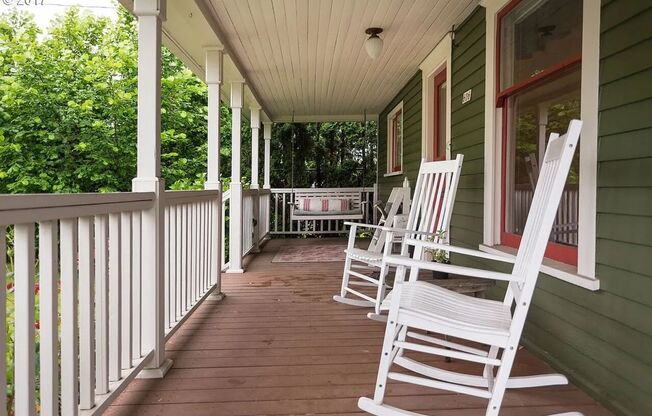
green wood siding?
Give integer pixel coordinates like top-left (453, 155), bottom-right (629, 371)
top-left (377, 4), bottom-right (652, 414)
top-left (450, 7), bottom-right (486, 251)
top-left (377, 72), bottom-right (422, 201)
top-left (447, 5), bottom-right (652, 416)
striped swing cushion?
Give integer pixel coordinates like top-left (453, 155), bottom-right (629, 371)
top-left (299, 198), bottom-right (350, 212)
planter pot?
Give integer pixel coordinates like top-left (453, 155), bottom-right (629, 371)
top-left (431, 269), bottom-right (449, 280)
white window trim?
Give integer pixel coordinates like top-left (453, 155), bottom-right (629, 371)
top-left (420, 33), bottom-right (453, 161)
top-left (481, 0), bottom-right (600, 288)
top-left (386, 101), bottom-right (404, 174)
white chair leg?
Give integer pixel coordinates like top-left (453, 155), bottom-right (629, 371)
top-left (372, 315), bottom-right (399, 404)
top-left (374, 262), bottom-right (390, 314)
top-left (340, 254), bottom-right (353, 298)
top-left (485, 346), bottom-right (518, 416)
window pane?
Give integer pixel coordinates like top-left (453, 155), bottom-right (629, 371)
top-left (505, 67), bottom-right (580, 246)
top-left (389, 110), bottom-right (402, 172)
top-left (500, 0), bottom-right (583, 91)
top-left (437, 82), bottom-right (447, 158)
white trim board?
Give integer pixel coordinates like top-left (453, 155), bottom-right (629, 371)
top-left (480, 0), bottom-right (600, 286)
top-left (420, 33), bottom-right (453, 161)
top-left (386, 101), bottom-right (404, 175)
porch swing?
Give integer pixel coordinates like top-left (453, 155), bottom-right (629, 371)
top-left (289, 113), bottom-right (369, 222)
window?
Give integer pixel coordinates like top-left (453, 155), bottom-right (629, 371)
top-left (497, 0), bottom-right (583, 265)
top-left (433, 69), bottom-right (447, 161)
top-left (387, 102), bottom-right (403, 174)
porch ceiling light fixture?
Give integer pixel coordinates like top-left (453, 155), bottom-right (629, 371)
top-left (365, 27), bottom-right (383, 59)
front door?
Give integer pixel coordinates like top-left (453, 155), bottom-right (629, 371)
top-left (432, 69), bottom-right (447, 161)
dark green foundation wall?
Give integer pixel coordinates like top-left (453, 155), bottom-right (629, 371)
top-left (377, 72), bottom-right (422, 202)
top-left (378, 3), bottom-right (652, 416)
top-left (449, 5), bottom-right (652, 416)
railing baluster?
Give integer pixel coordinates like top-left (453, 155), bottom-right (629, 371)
top-left (200, 202), bottom-right (206, 294)
top-left (182, 204), bottom-right (188, 311)
top-left (39, 220), bottom-right (59, 416)
top-left (176, 205), bottom-right (183, 318)
top-left (164, 206), bottom-right (170, 330)
top-left (190, 203), bottom-right (196, 304)
top-left (132, 211), bottom-right (142, 358)
top-left (221, 196), bottom-right (226, 268)
top-left (14, 223), bottom-right (36, 416)
top-left (78, 217), bottom-right (95, 409)
top-left (108, 213), bottom-right (122, 382)
top-left (95, 215), bottom-right (109, 394)
top-left (169, 204), bottom-right (177, 326)
top-left (0, 227), bottom-right (6, 416)
top-left (120, 211), bottom-right (133, 370)
top-left (60, 219), bottom-right (78, 416)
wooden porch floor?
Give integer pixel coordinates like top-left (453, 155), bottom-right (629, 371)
top-left (106, 238), bottom-right (612, 416)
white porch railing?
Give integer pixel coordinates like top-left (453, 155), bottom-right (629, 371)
top-left (270, 187), bottom-right (376, 235)
top-left (0, 189), bottom-right (222, 415)
top-left (0, 193), bottom-right (155, 415)
top-left (221, 188), bottom-right (272, 270)
top-left (163, 190), bottom-right (220, 335)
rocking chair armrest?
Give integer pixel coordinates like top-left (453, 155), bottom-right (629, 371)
top-left (344, 223), bottom-right (438, 238)
top-left (383, 254), bottom-right (523, 283)
top-left (402, 238), bottom-right (516, 264)
top-left (343, 221), bottom-right (385, 230)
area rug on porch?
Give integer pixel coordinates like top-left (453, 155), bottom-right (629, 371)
top-left (272, 244), bottom-right (347, 263)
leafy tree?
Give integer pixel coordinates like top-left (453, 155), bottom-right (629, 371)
top-left (0, 6), bottom-right (376, 195)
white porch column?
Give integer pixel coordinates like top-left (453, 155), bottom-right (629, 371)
top-left (250, 108), bottom-right (261, 252)
top-left (204, 47), bottom-right (224, 296)
top-left (228, 81), bottom-right (245, 273)
top-left (132, 0), bottom-right (172, 378)
top-left (263, 122), bottom-right (272, 189)
top-left (250, 107), bottom-right (261, 189)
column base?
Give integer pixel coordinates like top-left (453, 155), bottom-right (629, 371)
top-left (226, 268), bottom-right (244, 274)
top-left (137, 358), bottom-right (173, 379)
top-left (209, 292), bottom-right (226, 301)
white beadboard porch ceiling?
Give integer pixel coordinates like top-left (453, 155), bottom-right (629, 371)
top-left (196, 0), bottom-right (479, 122)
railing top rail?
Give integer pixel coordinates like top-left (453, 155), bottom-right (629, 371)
top-left (242, 189), bottom-right (256, 197)
top-left (0, 192), bottom-right (155, 224)
top-left (164, 189), bottom-right (219, 206)
top-left (270, 187), bottom-right (375, 193)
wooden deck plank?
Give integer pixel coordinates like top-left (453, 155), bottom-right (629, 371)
top-left (107, 238), bottom-right (612, 416)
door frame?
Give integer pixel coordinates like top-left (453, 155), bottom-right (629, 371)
top-left (420, 33), bottom-right (452, 162)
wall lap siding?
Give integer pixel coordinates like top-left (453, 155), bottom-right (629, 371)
top-left (377, 4), bottom-right (652, 415)
top-left (449, 7), bottom-right (486, 251)
top-left (377, 72), bottom-right (422, 202)
top-left (448, 5), bottom-right (652, 416)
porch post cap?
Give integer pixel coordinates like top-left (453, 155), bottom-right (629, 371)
top-left (133, 0), bottom-right (166, 19)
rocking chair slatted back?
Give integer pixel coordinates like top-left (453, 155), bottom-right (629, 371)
top-left (507, 120), bottom-right (582, 310)
top-left (406, 154), bottom-right (464, 244)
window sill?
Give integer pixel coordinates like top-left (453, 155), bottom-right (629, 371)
top-left (478, 244), bottom-right (600, 291)
top-left (384, 171), bottom-right (403, 178)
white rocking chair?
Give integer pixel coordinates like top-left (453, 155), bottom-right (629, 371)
top-left (358, 120), bottom-right (583, 416)
top-left (333, 155), bottom-right (464, 316)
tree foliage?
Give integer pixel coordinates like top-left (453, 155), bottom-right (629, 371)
top-left (0, 6), bottom-right (376, 194)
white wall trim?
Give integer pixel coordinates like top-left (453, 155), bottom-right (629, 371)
top-left (386, 101), bottom-right (404, 174)
top-left (482, 0), bottom-right (600, 283)
top-left (479, 245), bottom-right (600, 291)
top-left (420, 33), bottom-right (453, 161)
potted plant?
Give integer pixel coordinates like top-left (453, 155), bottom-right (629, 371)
top-left (423, 230), bottom-right (449, 279)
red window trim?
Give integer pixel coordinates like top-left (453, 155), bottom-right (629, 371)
top-left (496, 0), bottom-right (581, 266)
top-left (432, 69), bottom-right (447, 161)
top-left (390, 109), bottom-right (402, 172)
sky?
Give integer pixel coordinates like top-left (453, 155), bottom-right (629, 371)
top-left (1, 0), bottom-right (118, 31)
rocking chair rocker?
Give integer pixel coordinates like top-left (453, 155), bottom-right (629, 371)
top-left (358, 120), bottom-right (583, 416)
